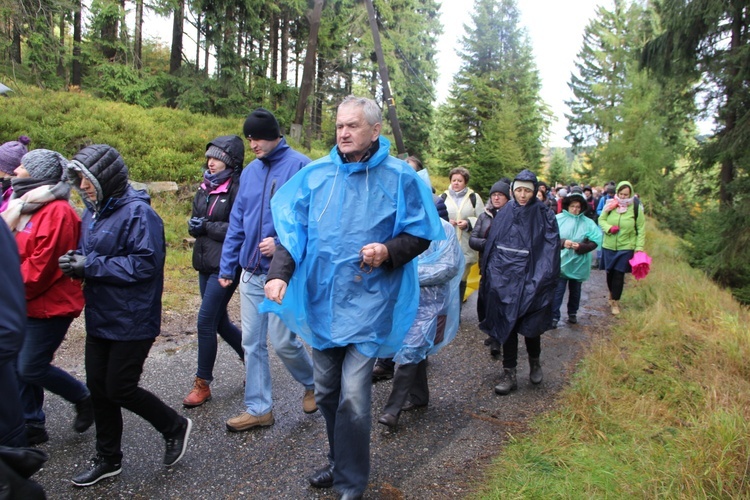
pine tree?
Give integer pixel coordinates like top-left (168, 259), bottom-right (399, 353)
top-left (441, 0), bottom-right (545, 192)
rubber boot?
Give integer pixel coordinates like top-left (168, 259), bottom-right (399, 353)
top-left (379, 363), bottom-right (420, 428)
top-left (529, 357), bottom-right (543, 385)
top-left (494, 368), bottom-right (517, 395)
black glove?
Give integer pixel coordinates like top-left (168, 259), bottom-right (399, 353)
top-left (59, 251), bottom-right (86, 278)
top-left (188, 217), bottom-right (207, 237)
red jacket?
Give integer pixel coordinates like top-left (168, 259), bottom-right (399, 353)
top-left (15, 200), bottom-right (84, 318)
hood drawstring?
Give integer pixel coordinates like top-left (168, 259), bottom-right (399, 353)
top-left (317, 163), bottom-right (340, 222)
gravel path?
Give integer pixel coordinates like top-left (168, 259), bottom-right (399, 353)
top-left (32, 270), bottom-right (610, 499)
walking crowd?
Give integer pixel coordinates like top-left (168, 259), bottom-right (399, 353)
top-left (0, 97), bottom-right (646, 499)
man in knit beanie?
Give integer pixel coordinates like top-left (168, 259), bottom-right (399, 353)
top-left (220, 107), bottom-right (317, 432)
top-left (243, 108), bottom-right (281, 141)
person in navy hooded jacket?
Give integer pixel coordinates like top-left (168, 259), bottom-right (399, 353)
top-left (60, 145), bottom-right (192, 487)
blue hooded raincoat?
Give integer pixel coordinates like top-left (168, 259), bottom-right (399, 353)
top-left (262, 136), bottom-right (443, 357)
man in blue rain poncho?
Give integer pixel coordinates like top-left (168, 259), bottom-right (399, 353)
top-left (263, 96), bottom-right (443, 499)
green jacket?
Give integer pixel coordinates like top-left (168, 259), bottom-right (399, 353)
top-left (598, 181), bottom-right (646, 252)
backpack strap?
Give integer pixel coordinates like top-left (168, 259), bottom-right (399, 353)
top-left (633, 197), bottom-right (640, 236)
top-left (469, 192), bottom-right (476, 208)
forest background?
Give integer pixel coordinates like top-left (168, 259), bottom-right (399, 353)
top-left (1, 0), bottom-right (749, 303)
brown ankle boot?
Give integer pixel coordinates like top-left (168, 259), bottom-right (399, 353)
top-left (183, 377), bottom-right (211, 408)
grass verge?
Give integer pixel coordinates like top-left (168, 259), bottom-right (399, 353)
top-left (474, 227), bottom-right (750, 498)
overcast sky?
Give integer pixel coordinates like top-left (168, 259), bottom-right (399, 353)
top-left (143, 0), bottom-right (604, 148)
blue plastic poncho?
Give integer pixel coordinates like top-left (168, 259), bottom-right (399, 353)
top-left (262, 136), bottom-right (444, 357)
top-left (556, 209), bottom-right (602, 281)
top-left (394, 219), bottom-right (464, 365)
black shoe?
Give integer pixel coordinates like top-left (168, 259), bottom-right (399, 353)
top-left (401, 400), bottom-right (428, 412)
top-left (308, 464), bottom-right (334, 488)
top-left (371, 364), bottom-right (394, 382)
top-left (549, 320), bottom-right (558, 330)
top-left (377, 412), bottom-right (399, 429)
top-left (26, 423), bottom-right (49, 445)
top-left (567, 314), bottom-right (577, 324)
top-left (74, 396), bottom-right (94, 433)
top-left (71, 456), bottom-right (122, 487)
top-left (163, 417), bottom-right (193, 466)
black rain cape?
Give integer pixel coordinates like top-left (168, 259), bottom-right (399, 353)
top-left (479, 169), bottom-right (560, 344)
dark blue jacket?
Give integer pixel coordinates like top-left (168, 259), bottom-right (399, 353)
top-left (79, 186), bottom-right (165, 341)
top-left (0, 221), bottom-right (26, 446)
top-left (220, 138), bottom-right (310, 278)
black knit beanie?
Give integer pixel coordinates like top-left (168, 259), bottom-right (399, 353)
top-left (243, 108), bottom-right (281, 141)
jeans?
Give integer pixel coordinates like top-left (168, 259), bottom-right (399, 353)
top-left (313, 345), bottom-right (375, 496)
top-left (552, 278), bottom-right (582, 323)
top-left (196, 272), bottom-right (243, 382)
top-left (17, 316), bottom-right (89, 424)
top-left (240, 271), bottom-right (314, 416)
top-left (86, 335), bottom-right (183, 463)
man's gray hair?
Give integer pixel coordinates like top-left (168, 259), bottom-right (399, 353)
top-left (339, 95), bottom-right (382, 126)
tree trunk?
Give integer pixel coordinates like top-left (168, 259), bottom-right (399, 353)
top-left (134, 0), bottom-right (143, 70)
top-left (57, 12), bottom-right (66, 79)
top-left (314, 53), bottom-right (324, 139)
top-left (72, 0), bottom-right (82, 85)
top-left (280, 11), bottom-right (289, 83)
top-left (270, 12), bottom-right (279, 82)
top-left (169, 0), bottom-right (183, 74)
top-left (292, 0), bottom-right (325, 142)
top-left (719, 6), bottom-right (742, 207)
top-left (195, 11), bottom-right (201, 72)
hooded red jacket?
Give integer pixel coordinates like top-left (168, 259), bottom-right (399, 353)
top-left (14, 199), bottom-right (84, 318)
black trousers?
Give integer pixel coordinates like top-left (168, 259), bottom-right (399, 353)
top-left (502, 335), bottom-right (541, 369)
top-left (85, 335), bottom-right (182, 463)
top-left (606, 270), bottom-right (625, 300)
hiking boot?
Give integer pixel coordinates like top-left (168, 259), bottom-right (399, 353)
top-left (226, 411), bottom-right (274, 432)
top-left (567, 314), bottom-right (577, 324)
top-left (371, 363), bottom-right (394, 382)
top-left (611, 300), bottom-right (620, 315)
top-left (163, 417), bottom-right (192, 466)
top-left (183, 377), bottom-right (211, 408)
top-left (494, 368), bottom-right (517, 395)
top-left (303, 389), bottom-right (317, 414)
top-left (26, 423), bottom-right (49, 445)
top-left (529, 357), bottom-right (543, 385)
top-left (73, 396), bottom-right (94, 433)
top-left (71, 456), bottom-right (122, 487)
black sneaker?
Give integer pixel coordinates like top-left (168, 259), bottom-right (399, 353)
top-left (567, 314), bottom-right (578, 324)
top-left (71, 456), bottom-right (122, 487)
top-left (163, 417), bottom-right (192, 466)
top-left (26, 423), bottom-right (49, 445)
